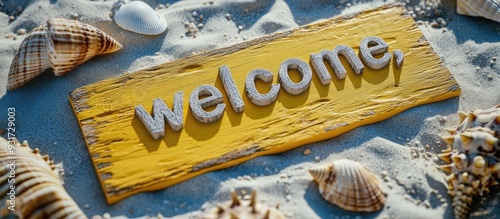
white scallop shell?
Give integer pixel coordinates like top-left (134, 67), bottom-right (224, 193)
top-left (457, 0), bottom-right (500, 23)
top-left (112, 0), bottom-right (168, 35)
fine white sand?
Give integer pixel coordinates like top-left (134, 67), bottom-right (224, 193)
top-left (0, 0), bottom-right (499, 218)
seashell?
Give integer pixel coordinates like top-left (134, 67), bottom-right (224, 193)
top-left (91, 214), bottom-right (167, 219)
top-left (437, 104), bottom-right (500, 219)
top-left (308, 159), bottom-right (385, 212)
top-left (7, 18), bottom-right (122, 90)
top-left (0, 137), bottom-right (87, 218)
top-left (457, 0), bottom-right (500, 23)
top-left (202, 189), bottom-right (285, 219)
top-left (454, 104), bottom-right (500, 134)
top-left (111, 0), bottom-right (168, 35)
top-left (7, 25), bottom-right (51, 91)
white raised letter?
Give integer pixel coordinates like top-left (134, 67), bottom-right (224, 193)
top-left (190, 85), bottom-right (226, 123)
top-left (219, 65), bottom-right (245, 113)
top-left (360, 36), bottom-right (392, 70)
top-left (278, 58), bottom-right (312, 95)
top-left (245, 69), bottom-right (281, 106)
top-left (310, 45), bottom-right (364, 84)
top-left (135, 92), bottom-right (184, 140)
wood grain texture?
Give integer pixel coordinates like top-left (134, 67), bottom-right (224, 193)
top-left (69, 4), bottom-right (460, 204)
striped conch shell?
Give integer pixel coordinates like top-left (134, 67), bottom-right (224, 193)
top-left (309, 159), bottom-right (385, 212)
top-left (457, 0), bottom-right (500, 23)
top-left (0, 137), bottom-right (88, 218)
top-left (111, 0), bottom-right (168, 35)
top-left (7, 18), bottom-right (123, 90)
top-left (437, 104), bottom-right (500, 219)
top-left (202, 189), bottom-right (285, 219)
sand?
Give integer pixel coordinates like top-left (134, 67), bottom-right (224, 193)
top-left (0, 0), bottom-right (499, 218)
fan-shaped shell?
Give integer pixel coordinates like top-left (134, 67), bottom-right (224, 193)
top-left (7, 18), bottom-right (123, 90)
top-left (308, 159), bottom-right (385, 212)
top-left (457, 0), bottom-right (500, 23)
top-left (112, 0), bottom-right (168, 35)
top-left (0, 137), bottom-right (87, 218)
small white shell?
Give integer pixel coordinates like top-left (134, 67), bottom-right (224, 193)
top-left (112, 0), bottom-right (168, 35)
top-left (457, 0), bottom-right (500, 23)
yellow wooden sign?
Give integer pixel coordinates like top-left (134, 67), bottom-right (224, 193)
top-left (70, 4), bottom-right (460, 204)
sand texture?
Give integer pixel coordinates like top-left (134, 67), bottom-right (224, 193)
top-left (0, 0), bottom-right (499, 218)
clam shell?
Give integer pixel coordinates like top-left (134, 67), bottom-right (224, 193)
top-left (309, 159), bottom-right (385, 212)
top-left (7, 18), bottom-right (123, 90)
top-left (0, 137), bottom-right (87, 218)
top-left (112, 1), bottom-right (168, 35)
top-left (457, 0), bottom-right (500, 23)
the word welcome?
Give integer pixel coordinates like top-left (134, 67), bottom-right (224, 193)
top-left (135, 36), bottom-right (404, 140)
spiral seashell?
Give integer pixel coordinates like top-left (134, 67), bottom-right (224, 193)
top-left (111, 0), bottom-right (168, 35)
top-left (7, 25), bottom-right (51, 91)
top-left (457, 0), bottom-right (500, 23)
top-left (0, 137), bottom-right (88, 218)
top-left (201, 189), bottom-right (285, 219)
top-left (437, 104), bottom-right (500, 219)
top-left (308, 159), bottom-right (385, 212)
top-left (7, 18), bottom-right (123, 90)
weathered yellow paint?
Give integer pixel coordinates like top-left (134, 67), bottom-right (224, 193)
top-left (70, 4), bottom-right (460, 204)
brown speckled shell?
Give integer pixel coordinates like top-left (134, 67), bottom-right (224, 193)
top-left (7, 25), bottom-right (50, 91)
top-left (438, 104), bottom-right (500, 219)
top-left (0, 137), bottom-right (87, 219)
top-left (7, 18), bottom-right (122, 90)
top-left (308, 159), bottom-right (385, 212)
top-left (201, 189), bottom-right (285, 219)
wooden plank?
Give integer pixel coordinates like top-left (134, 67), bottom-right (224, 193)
top-left (69, 4), bottom-right (460, 204)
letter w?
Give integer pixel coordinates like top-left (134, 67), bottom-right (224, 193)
top-left (135, 92), bottom-right (184, 140)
